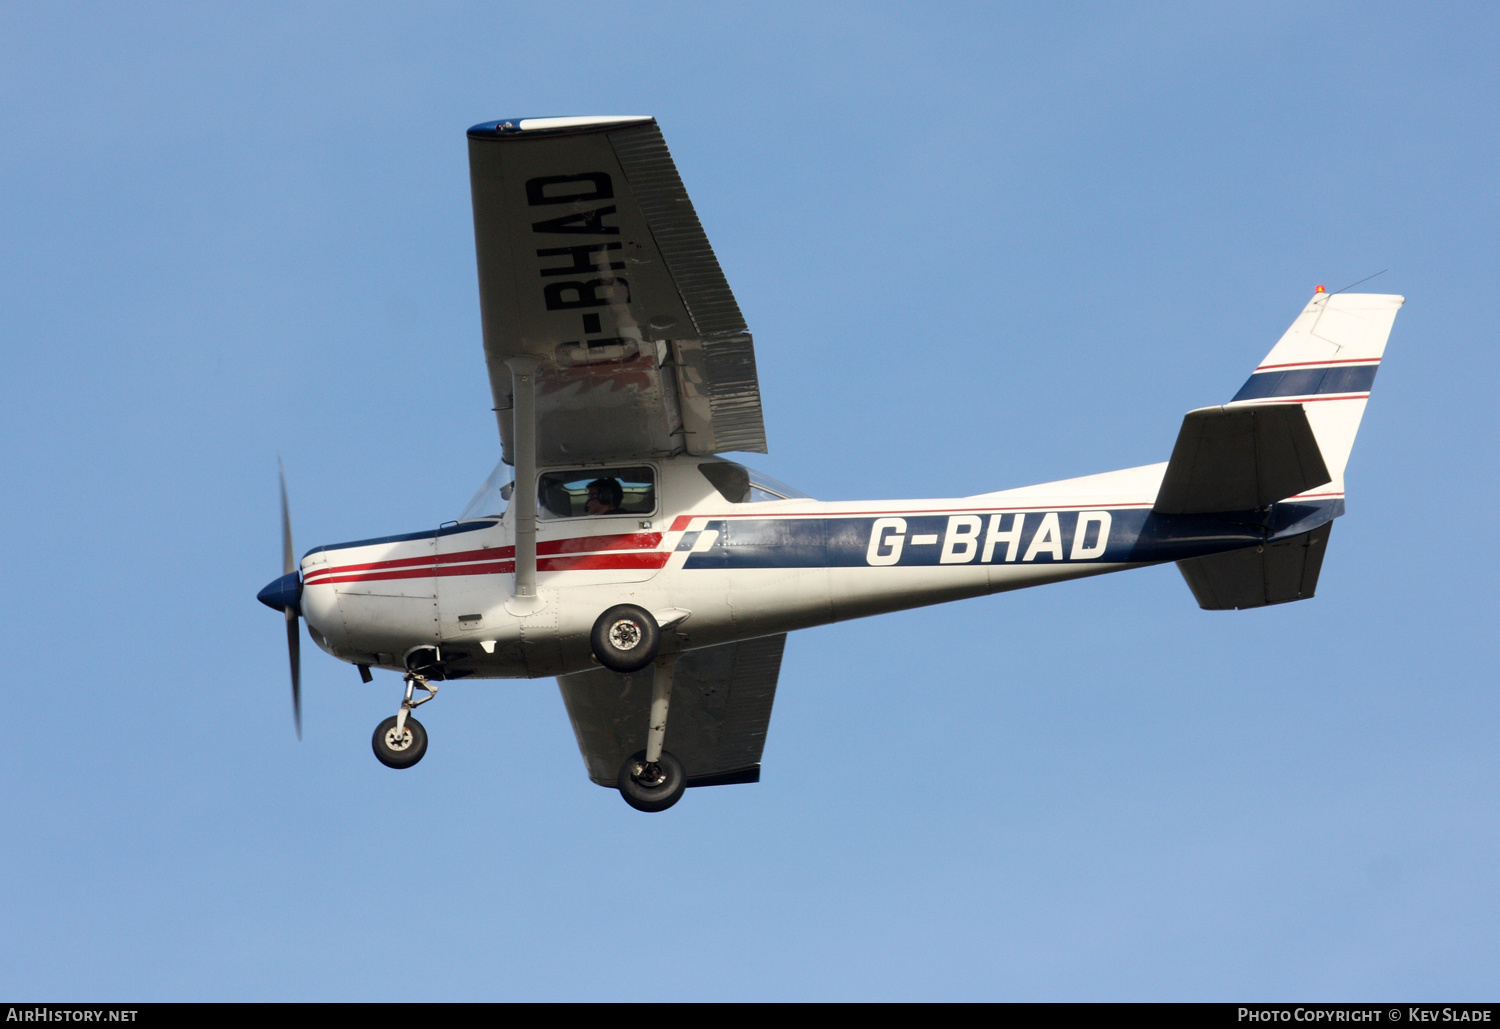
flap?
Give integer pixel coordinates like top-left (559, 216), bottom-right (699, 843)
top-left (467, 117), bottom-right (768, 464)
top-left (557, 633), bottom-right (787, 788)
top-left (1154, 404), bottom-right (1330, 515)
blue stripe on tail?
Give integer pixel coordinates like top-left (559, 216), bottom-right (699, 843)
top-left (1231, 365), bottom-right (1378, 402)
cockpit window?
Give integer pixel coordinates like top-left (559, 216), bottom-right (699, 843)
top-left (699, 461), bottom-right (811, 503)
top-left (538, 467), bottom-right (656, 519)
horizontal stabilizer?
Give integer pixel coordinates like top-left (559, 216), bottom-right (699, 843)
top-left (1177, 522), bottom-right (1332, 610)
top-left (1154, 404), bottom-right (1330, 515)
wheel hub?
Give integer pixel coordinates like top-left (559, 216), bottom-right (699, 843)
top-left (608, 619), bottom-right (642, 651)
top-left (632, 761), bottom-right (666, 788)
top-left (384, 727), bottom-right (414, 751)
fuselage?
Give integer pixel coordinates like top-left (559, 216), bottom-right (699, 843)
top-left (297, 455), bottom-right (1341, 680)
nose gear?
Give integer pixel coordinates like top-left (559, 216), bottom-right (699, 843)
top-left (371, 672), bottom-right (438, 769)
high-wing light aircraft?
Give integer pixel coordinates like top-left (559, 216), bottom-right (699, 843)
top-left (257, 115), bottom-right (1403, 812)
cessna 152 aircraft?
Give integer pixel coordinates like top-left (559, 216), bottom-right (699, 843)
top-left (257, 115), bottom-right (1403, 812)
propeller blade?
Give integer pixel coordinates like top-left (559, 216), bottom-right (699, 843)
top-left (279, 457), bottom-right (294, 577)
top-left (279, 457), bottom-right (301, 739)
top-left (287, 608), bottom-right (302, 740)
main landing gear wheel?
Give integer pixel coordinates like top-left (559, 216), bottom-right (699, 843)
top-left (372, 714), bottom-right (428, 769)
top-left (617, 749), bottom-right (685, 813)
top-left (591, 604), bottom-right (661, 673)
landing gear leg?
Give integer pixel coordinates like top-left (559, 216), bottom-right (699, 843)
top-left (372, 672), bottom-right (437, 769)
top-left (617, 655), bottom-right (685, 812)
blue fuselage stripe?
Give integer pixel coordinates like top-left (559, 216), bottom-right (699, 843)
top-left (680, 500), bottom-right (1341, 570)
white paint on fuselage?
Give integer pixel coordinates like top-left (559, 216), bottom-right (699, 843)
top-left (301, 455), bottom-right (1162, 680)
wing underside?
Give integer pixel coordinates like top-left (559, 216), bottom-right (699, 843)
top-left (468, 117), bottom-right (768, 465)
top-left (557, 634), bottom-right (787, 788)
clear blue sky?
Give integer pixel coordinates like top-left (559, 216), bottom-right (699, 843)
top-left (2, 2), bottom-right (1496, 1000)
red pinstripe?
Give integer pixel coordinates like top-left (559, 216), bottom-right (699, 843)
top-left (304, 531), bottom-right (665, 585)
top-left (1255, 358), bottom-right (1381, 371)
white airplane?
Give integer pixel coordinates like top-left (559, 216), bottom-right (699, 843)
top-left (258, 115), bottom-right (1403, 812)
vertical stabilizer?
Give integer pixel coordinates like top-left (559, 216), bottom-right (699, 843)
top-left (1226, 291), bottom-right (1404, 498)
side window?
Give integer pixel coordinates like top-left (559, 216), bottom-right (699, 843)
top-left (698, 462), bottom-right (750, 503)
top-left (699, 461), bottom-right (811, 503)
top-left (538, 467), bottom-right (656, 519)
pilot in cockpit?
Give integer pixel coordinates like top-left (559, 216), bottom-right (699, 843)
top-left (585, 477), bottom-right (624, 516)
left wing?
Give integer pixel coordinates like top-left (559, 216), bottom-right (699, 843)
top-left (467, 116), bottom-right (768, 464)
top-left (557, 634), bottom-right (787, 789)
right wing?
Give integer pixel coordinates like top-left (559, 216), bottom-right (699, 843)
top-left (557, 634), bottom-right (787, 788)
top-left (467, 116), bottom-right (768, 465)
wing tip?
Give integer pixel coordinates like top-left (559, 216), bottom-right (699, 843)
top-left (467, 115), bottom-right (655, 139)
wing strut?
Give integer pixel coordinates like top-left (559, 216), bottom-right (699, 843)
top-left (505, 356), bottom-right (542, 613)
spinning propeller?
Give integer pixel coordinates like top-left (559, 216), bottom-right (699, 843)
top-left (256, 460), bottom-right (305, 738)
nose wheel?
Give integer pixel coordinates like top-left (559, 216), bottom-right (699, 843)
top-left (371, 672), bottom-right (437, 769)
top-left (373, 714), bottom-right (427, 768)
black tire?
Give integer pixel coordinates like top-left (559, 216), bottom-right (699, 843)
top-left (372, 714), bottom-right (428, 769)
top-left (590, 604), bottom-right (661, 673)
top-left (617, 749), bottom-right (685, 813)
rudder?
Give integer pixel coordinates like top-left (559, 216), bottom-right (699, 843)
top-left (1226, 290), bottom-right (1404, 498)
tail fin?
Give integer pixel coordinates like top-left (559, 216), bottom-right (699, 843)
top-left (1225, 290), bottom-right (1404, 498)
top-left (1165, 289), bottom-right (1403, 610)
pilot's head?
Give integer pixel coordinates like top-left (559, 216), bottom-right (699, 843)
top-left (585, 477), bottom-right (624, 515)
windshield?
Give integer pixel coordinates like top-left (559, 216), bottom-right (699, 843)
top-left (459, 458), bottom-right (514, 520)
